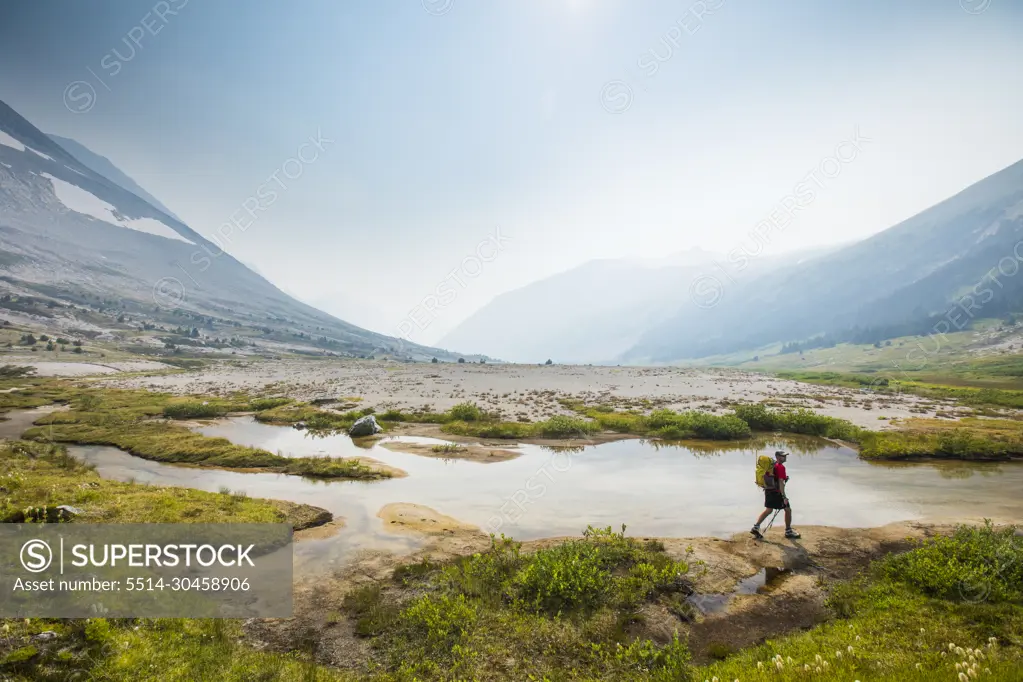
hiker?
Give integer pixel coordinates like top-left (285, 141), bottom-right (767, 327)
top-left (751, 450), bottom-right (800, 539)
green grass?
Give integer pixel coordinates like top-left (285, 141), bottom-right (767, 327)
top-left (430, 443), bottom-right (466, 455)
top-left (0, 436), bottom-right (346, 681)
top-left (253, 402), bottom-right (369, 430)
top-left (777, 370), bottom-right (1023, 409)
top-left (0, 439), bottom-right (324, 527)
top-left (730, 402), bottom-right (863, 440)
top-left (349, 525), bottom-right (696, 680)
top-left (0, 377), bottom-right (76, 414)
top-left (272, 521), bottom-right (1023, 681)
top-left (700, 522), bottom-right (1023, 682)
top-left (0, 617), bottom-right (351, 681)
top-left (162, 399), bottom-right (227, 419)
top-left (441, 415), bottom-right (600, 440)
top-left (858, 417), bottom-right (1023, 461)
top-left (14, 387), bottom-right (387, 480)
top-left (25, 420), bottom-right (382, 479)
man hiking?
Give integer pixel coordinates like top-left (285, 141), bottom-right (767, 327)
top-left (751, 450), bottom-right (800, 539)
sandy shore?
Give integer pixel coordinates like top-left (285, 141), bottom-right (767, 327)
top-left (101, 357), bottom-right (953, 429)
top-left (379, 439), bottom-right (521, 463)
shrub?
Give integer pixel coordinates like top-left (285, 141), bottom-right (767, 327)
top-left (512, 526), bottom-right (687, 615)
top-left (731, 403), bottom-right (860, 440)
top-left (879, 521), bottom-right (1022, 602)
top-left (449, 401), bottom-right (485, 422)
top-left (533, 415), bottom-right (599, 438)
top-left (513, 537), bottom-right (612, 613)
top-left (0, 364), bottom-right (35, 378)
top-left (400, 593), bottom-right (478, 651)
top-left (649, 410), bottom-right (751, 440)
top-left (343, 584), bottom-right (398, 636)
top-left (248, 397), bottom-right (291, 411)
top-left (443, 536), bottom-right (522, 601)
top-left (594, 635), bottom-right (692, 680)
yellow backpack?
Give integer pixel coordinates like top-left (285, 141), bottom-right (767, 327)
top-left (755, 455), bottom-right (776, 489)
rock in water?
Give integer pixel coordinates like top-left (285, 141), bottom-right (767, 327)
top-left (349, 414), bottom-right (381, 438)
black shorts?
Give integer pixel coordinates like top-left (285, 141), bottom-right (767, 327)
top-left (765, 490), bottom-right (789, 510)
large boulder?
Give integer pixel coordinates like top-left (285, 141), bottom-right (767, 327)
top-left (349, 414), bottom-right (382, 438)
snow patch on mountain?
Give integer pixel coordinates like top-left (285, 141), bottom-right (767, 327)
top-left (28, 148), bottom-right (55, 163)
top-left (41, 172), bottom-right (193, 244)
top-left (0, 130), bottom-right (27, 152)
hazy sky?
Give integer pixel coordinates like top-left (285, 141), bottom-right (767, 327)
top-left (2, 0), bottom-right (1023, 345)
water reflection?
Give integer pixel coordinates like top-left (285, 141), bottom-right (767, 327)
top-left (61, 416), bottom-right (1023, 573)
top-left (864, 458), bottom-right (1005, 480)
top-left (648, 434), bottom-right (831, 457)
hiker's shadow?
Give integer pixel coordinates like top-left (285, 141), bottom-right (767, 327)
top-left (750, 535), bottom-right (824, 572)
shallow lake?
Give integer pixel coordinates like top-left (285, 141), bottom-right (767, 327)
top-left (61, 416), bottom-right (1023, 573)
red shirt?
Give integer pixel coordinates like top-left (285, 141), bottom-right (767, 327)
top-left (773, 461), bottom-right (788, 483)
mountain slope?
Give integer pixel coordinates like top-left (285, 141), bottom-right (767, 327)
top-left (627, 158), bottom-right (1023, 362)
top-left (47, 134), bottom-right (183, 223)
top-left (439, 248), bottom-right (831, 364)
top-left (0, 98), bottom-right (464, 361)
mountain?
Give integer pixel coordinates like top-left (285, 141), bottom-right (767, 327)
top-left (439, 248), bottom-right (830, 364)
top-left (626, 158), bottom-right (1023, 363)
top-left (47, 134), bottom-right (183, 223)
top-left (0, 98), bottom-right (466, 361)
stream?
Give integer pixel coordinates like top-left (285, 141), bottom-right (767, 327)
top-left (5, 410), bottom-right (1022, 574)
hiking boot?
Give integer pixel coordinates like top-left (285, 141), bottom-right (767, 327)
top-left (785, 528), bottom-right (801, 539)
top-left (750, 526), bottom-right (763, 539)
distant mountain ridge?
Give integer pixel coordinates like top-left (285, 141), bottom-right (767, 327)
top-left (439, 247), bottom-right (833, 364)
top-left (625, 158), bottom-right (1023, 363)
top-left (0, 98), bottom-right (467, 361)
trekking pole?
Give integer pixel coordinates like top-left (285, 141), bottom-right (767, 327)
top-left (763, 509), bottom-right (781, 535)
